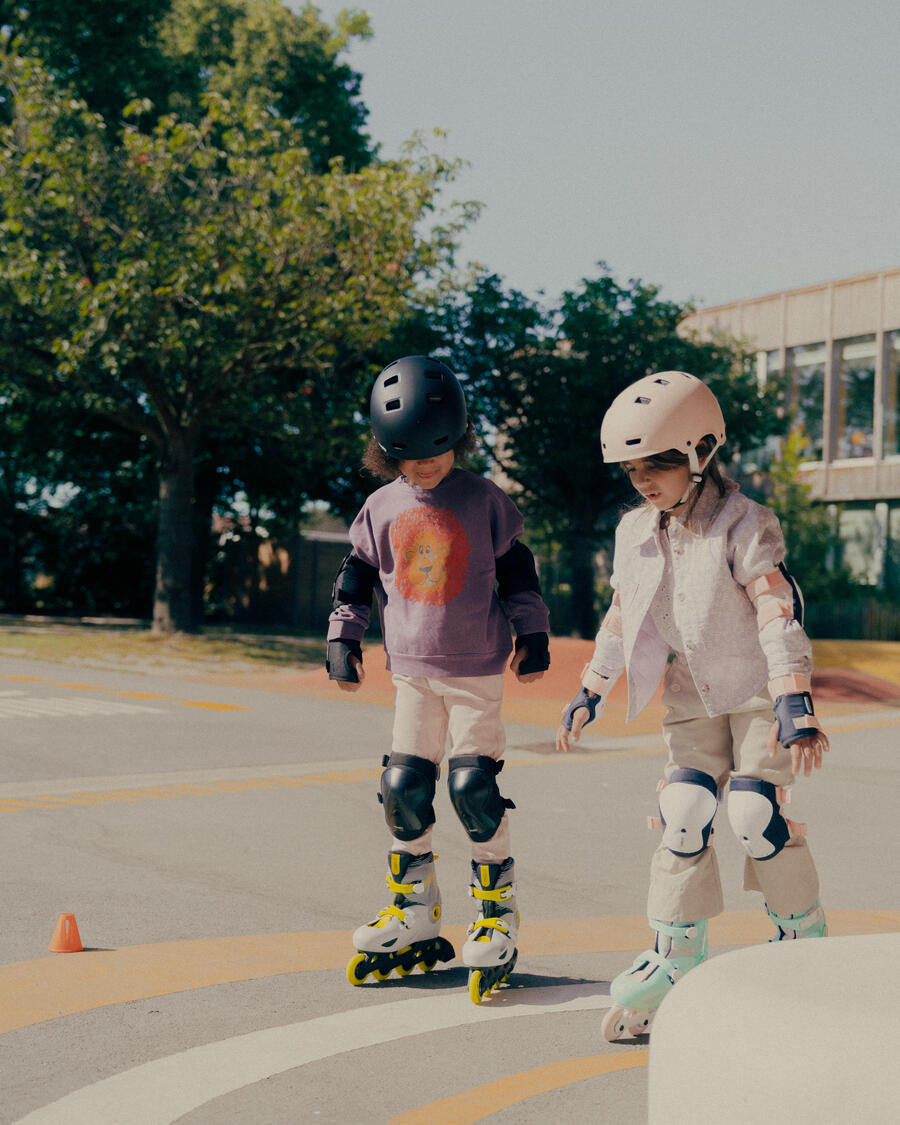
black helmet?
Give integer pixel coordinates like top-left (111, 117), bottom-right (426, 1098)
top-left (370, 355), bottom-right (467, 461)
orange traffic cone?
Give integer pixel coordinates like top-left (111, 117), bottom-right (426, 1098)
top-left (48, 912), bottom-right (83, 953)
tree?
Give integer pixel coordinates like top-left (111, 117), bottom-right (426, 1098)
top-left (1, 1), bottom-right (374, 170)
top-left (0, 52), bottom-right (472, 631)
top-left (767, 428), bottom-right (854, 604)
top-left (458, 267), bottom-right (777, 637)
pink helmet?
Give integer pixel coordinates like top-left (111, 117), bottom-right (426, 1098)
top-left (600, 371), bottom-right (726, 474)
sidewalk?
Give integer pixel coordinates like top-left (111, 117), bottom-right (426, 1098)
top-left (283, 636), bottom-right (899, 735)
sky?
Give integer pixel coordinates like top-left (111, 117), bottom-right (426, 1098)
top-left (304, 0), bottom-right (900, 312)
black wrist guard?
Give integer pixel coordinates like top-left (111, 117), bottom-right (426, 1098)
top-left (773, 691), bottom-right (818, 746)
top-left (326, 639), bottom-right (362, 682)
top-left (514, 631), bottom-right (550, 674)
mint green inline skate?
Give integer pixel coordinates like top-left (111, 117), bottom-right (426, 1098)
top-left (602, 917), bottom-right (708, 1041)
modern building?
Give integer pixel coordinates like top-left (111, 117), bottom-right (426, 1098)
top-left (680, 266), bottom-right (900, 589)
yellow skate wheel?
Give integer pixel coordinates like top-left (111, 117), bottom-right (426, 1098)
top-left (420, 956), bottom-right (437, 973)
top-left (469, 970), bottom-right (485, 1005)
top-left (372, 966), bottom-right (392, 981)
top-left (395, 962), bottom-right (413, 976)
top-left (346, 953), bottom-right (369, 986)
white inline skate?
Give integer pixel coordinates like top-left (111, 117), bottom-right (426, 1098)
top-left (601, 917), bottom-right (708, 1041)
top-left (346, 851), bottom-right (455, 985)
top-left (462, 857), bottom-right (518, 1004)
top-left (768, 899), bottom-right (827, 940)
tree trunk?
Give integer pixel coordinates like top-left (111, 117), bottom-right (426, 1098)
top-left (152, 430), bottom-right (197, 634)
top-left (568, 527), bottom-right (598, 640)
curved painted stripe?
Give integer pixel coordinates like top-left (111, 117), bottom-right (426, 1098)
top-left (2, 910), bottom-right (898, 1034)
top-left (12, 984), bottom-right (615, 1125)
top-left (387, 1051), bottom-right (649, 1125)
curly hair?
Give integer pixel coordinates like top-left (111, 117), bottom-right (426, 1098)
top-left (362, 423), bottom-right (480, 482)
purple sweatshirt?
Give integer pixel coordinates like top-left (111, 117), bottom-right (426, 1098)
top-left (327, 469), bottom-right (550, 677)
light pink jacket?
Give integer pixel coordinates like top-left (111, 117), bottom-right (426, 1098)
top-left (583, 485), bottom-right (812, 720)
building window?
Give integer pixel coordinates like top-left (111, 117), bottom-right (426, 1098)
top-left (834, 335), bottom-right (876, 459)
top-left (785, 343), bottom-right (825, 460)
top-left (885, 330), bottom-right (900, 458)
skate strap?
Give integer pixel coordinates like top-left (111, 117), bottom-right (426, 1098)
top-left (630, 948), bottom-right (682, 983)
top-left (650, 919), bottom-right (701, 940)
top-left (373, 905), bottom-right (407, 926)
top-left (469, 883), bottom-right (515, 903)
top-left (468, 917), bottom-right (511, 939)
top-left (767, 901), bottom-right (824, 934)
top-left (385, 875), bottom-right (422, 895)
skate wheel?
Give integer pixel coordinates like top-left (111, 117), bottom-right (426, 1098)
top-left (420, 956), bottom-right (437, 973)
top-left (602, 1004), bottom-right (652, 1042)
top-left (468, 970), bottom-right (485, 1005)
top-left (346, 954), bottom-right (370, 986)
top-left (395, 962), bottom-right (413, 977)
top-left (372, 967), bottom-right (392, 982)
top-left (601, 1004), bottom-right (628, 1042)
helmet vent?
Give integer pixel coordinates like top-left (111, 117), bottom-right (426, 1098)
top-left (653, 377), bottom-right (670, 385)
top-left (385, 398), bottom-right (402, 412)
top-left (625, 438), bottom-right (641, 446)
top-left (391, 441), bottom-right (406, 451)
top-left (383, 374), bottom-right (399, 387)
top-left (433, 435), bottom-right (449, 446)
top-left (635, 396), bottom-right (651, 404)
top-left (426, 393), bottom-right (443, 403)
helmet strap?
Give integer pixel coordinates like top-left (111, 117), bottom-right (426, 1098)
top-left (663, 448), bottom-right (708, 513)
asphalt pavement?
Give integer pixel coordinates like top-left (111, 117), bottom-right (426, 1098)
top-left (0, 646), bottom-right (898, 1124)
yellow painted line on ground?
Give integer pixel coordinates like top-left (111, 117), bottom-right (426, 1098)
top-left (1, 910), bottom-right (897, 1036)
top-left (0, 672), bottom-right (248, 713)
top-left (0, 770), bottom-right (381, 815)
top-left (387, 1052), bottom-right (649, 1125)
top-left (113, 691), bottom-right (170, 700)
top-left (176, 700), bottom-right (250, 711)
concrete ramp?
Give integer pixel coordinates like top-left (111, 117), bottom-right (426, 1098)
top-left (649, 933), bottom-right (900, 1123)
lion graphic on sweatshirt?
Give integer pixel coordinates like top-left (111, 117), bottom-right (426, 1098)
top-left (390, 505), bottom-right (471, 606)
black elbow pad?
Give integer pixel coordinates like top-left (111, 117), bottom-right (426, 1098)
top-left (495, 541), bottom-right (541, 600)
top-left (332, 552), bottom-right (379, 608)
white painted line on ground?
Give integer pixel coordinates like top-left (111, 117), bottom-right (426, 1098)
top-left (13, 984), bottom-right (613, 1125)
top-left (0, 691), bottom-right (160, 720)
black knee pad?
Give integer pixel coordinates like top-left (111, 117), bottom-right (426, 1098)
top-left (378, 753), bottom-right (438, 842)
top-left (448, 755), bottom-right (515, 843)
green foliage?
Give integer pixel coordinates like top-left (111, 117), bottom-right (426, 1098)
top-left (453, 266), bottom-right (772, 635)
top-left (1, 1), bottom-right (374, 168)
top-left (0, 47), bottom-right (472, 629)
top-left (766, 428), bottom-right (855, 604)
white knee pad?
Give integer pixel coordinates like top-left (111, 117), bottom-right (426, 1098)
top-left (658, 768), bottom-right (718, 857)
top-left (727, 777), bottom-right (790, 859)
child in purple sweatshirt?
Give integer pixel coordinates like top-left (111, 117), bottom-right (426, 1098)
top-left (327, 355), bottom-right (550, 1003)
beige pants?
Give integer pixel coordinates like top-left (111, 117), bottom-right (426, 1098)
top-left (648, 653), bottom-right (820, 923)
top-left (388, 673), bottom-right (510, 862)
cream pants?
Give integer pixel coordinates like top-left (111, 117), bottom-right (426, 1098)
top-left (648, 653), bottom-right (820, 923)
top-left (388, 672), bottom-right (511, 863)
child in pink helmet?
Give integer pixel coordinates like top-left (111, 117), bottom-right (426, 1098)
top-left (557, 370), bottom-right (829, 1041)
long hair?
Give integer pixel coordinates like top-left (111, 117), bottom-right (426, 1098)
top-left (629, 435), bottom-right (734, 524)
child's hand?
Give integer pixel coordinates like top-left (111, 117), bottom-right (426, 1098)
top-left (510, 645), bottom-right (545, 684)
top-left (336, 655), bottom-right (365, 692)
top-left (767, 721), bottom-right (830, 776)
top-left (556, 688), bottom-right (602, 752)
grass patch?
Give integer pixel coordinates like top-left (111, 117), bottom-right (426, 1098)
top-left (0, 623), bottom-right (325, 674)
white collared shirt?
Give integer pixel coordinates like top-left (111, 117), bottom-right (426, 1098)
top-left (585, 484), bottom-right (812, 720)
